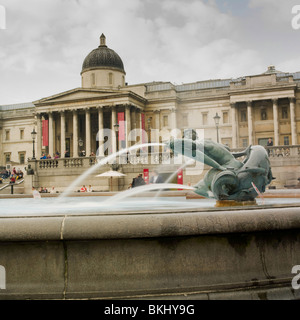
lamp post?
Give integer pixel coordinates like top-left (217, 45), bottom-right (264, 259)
top-left (31, 128), bottom-right (37, 160)
top-left (114, 123), bottom-right (119, 152)
top-left (213, 112), bottom-right (221, 143)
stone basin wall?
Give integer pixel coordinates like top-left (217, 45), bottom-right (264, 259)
top-left (0, 204), bottom-right (300, 300)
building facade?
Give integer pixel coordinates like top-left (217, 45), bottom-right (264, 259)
top-left (1, 34), bottom-right (300, 189)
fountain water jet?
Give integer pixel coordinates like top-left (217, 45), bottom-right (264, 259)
top-left (58, 142), bottom-right (164, 201)
top-left (104, 183), bottom-right (195, 205)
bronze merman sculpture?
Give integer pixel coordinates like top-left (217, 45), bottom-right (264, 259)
top-left (167, 138), bottom-right (274, 203)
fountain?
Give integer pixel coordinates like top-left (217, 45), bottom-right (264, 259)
top-left (0, 140), bottom-right (300, 300)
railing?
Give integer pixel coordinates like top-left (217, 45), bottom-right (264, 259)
top-left (0, 179), bottom-right (24, 194)
top-left (31, 152), bottom-right (177, 170)
top-left (30, 145), bottom-right (300, 171)
top-left (231, 145), bottom-right (300, 158)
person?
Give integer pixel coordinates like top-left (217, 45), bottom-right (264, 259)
top-left (133, 174), bottom-right (146, 187)
top-left (40, 153), bottom-right (47, 159)
top-left (9, 175), bottom-right (16, 184)
top-left (267, 138), bottom-right (273, 156)
top-left (150, 170), bottom-right (163, 184)
top-left (87, 185), bottom-right (93, 192)
top-left (64, 150), bottom-right (70, 158)
top-left (54, 151), bottom-right (60, 159)
top-left (47, 154), bottom-right (52, 159)
top-left (80, 185), bottom-right (87, 192)
top-left (50, 186), bottom-right (56, 194)
top-left (90, 151), bottom-right (96, 157)
top-left (32, 187), bottom-right (41, 199)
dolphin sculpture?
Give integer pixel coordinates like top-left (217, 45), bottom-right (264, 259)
top-left (167, 138), bottom-right (274, 201)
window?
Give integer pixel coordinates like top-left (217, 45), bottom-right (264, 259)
top-left (223, 112), bottom-right (228, 124)
top-left (109, 73), bottom-right (113, 85)
top-left (5, 130), bottom-right (10, 141)
top-left (242, 139), bottom-right (248, 148)
top-left (91, 73), bottom-right (95, 86)
top-left (202, 113), bottom-right (208, 125)
top-left (284, 136), bottom-right (289, 145)
top-left (241, 110), bottom-right (247, 122)
top-left (19, 152), bottom-right (25, 164)
top-left (20, 129), bottom-right (24, 140)
top-left (5, 153), bottom-right (10, 163)
top-left (182, 114), bottom-right (188, 127)
top-left (282, 106), bottom-right (288, 119)
top-left (163, 115), bottom-right (168, 127)
top-left (261, 109), bottom-right (267, 120)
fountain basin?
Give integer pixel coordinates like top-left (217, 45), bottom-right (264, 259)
top-left (0, 193), bottom-right (300, 300)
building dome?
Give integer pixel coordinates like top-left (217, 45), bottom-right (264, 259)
top-left (81, 34), bottom-right (125, 74)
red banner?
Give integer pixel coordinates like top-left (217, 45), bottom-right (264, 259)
top-left (177, 169), bottom-right (183, 190)
top-left (118, 112), bottom-right (125, 141)
top-left (143, 168), bottom-right (149, 184)
top-left (42, 119), bottom-right (49, 147)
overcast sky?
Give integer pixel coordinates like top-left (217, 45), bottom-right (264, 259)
top-left (1, 0), bottom-right (300, 104)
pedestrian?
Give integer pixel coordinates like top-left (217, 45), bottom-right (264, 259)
top-left (80, 185), bottom-right (87, 192)
top-left (150, 170), bottom-right (163, 184)
top-left (87, 185), bottom-right (93, 192)
top-left (267, 138), bottom-right (273, 156)
top-left (32, 187), bottom-right (41, 199)
top-left (134, 174), bottom-right (146, 187)
top-left (50, 186), bottom-right (56, 194)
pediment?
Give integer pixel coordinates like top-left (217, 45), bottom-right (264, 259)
top-left (34, 88), bottom-right (125, 105)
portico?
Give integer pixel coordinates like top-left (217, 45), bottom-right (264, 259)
top-left (34, 88), bottom-right (147, 159)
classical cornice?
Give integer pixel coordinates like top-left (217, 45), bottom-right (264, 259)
top-left (229, 83), bottom-right (297, 96)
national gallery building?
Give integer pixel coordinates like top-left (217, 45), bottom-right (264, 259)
top-left (0, 34), bottom-right (300, 190)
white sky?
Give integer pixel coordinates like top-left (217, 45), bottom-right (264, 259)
top-left (1, 0), bottom-right (300, 104)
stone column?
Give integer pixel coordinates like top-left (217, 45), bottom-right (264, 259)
top-left (247, 101), bottom-right (253, 145)
top-left (130, 107), bottom-right (136, 144)
top-left (98, 106), bottom-right (104, 157)
top-left (72, 109), bottom-right (78, 157)
top-left (36, 113), bottom-right (42, 158)
top-left (48, 112), bottom-right (54, 157)
top-left (170, 108), bottom-right (177, 129)
top-left (85, 108), bottom-right (91, 156)
top-left (125, 105), bottom-right (131, 149)
top-left (60, 111), bottom-right (66, 156)
top-left (272, 99), bottom-right (279, 146)
top-left (289, 98), bottom-right (297, 145)
top-left (111, 106), bottom-right (117, 154)
top-left (137, 109), bottom-right (142, 144)
top-left (154, 110), bottom-right (161, 152)
top-left (231, 103), bottom-right (237, 148)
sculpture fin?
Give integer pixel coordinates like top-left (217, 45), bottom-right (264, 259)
top-left (232, 145), bottom-right (252, 158)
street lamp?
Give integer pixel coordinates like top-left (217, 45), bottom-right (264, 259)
top-left (31, 128), bottom-right (37, 160)
top-left (114, 123), bottom-right (119, 152)
top-left (213, 112), bottom-right (221, 143)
